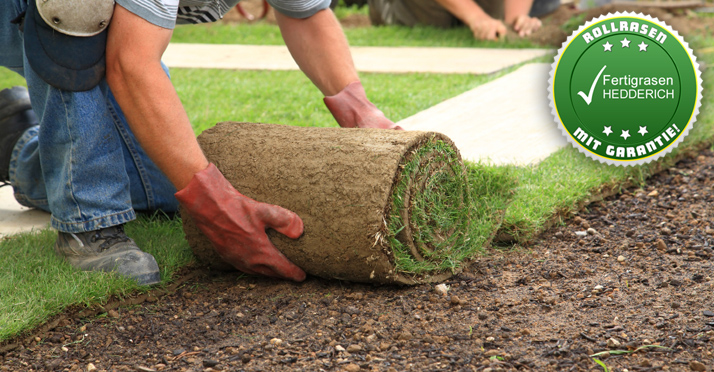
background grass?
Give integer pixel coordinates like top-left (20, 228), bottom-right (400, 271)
top-left (173, 67), bottom-right (526, 134)
top-left (0, 10), bottom-right (711, 342)
top-left (171, 22), bottom-right (545, 48)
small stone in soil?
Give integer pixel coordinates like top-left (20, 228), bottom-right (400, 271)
top-left (434, 284), bottom-right (449, 296)
top-left (343, 363), bottom-right (360, 372)
top-left (484, 349), bottom-right (501, 357)
top-left (397, 331), bottom-right (413, 341)
top-left (575, 231), bottom-right (587, 237)
top-left (689, 360), bottom-right (706, 371)
top-left (346, 344), bottom-right (362, 353)
top-left (702, 310), bottom-right (714, 317)
top-left (606, 338), bottom-right (621, 348)
top-left (172, 348), bottom-right (185, 356)
top-left (203, 359), bottom-right (219, 367)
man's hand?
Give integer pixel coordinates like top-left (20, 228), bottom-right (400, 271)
top-left (467, 17), bottom-right (507, 41)
top-left (176, 164), bottom-right (306, 282)
top-left (510, 14), bottom-right (542, 37)
top-left (324, 81), bottom-right (402, 130)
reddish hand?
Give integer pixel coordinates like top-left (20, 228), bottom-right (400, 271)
top-left (324, 81), bottom-right (402, 130)
top-left (176, 164), bottom-right (306, 281)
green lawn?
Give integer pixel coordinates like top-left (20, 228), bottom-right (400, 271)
top-left (171, 21), bottom-right (545, 48)
top-left (0, 13), bottom-right (711, 342)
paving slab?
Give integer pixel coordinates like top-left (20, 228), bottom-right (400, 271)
top-left (398, 63), bottom-right (567, 165)
top-left (163, 44), bottom-right (551, 74)
top-left (0, 186), bottom-right (51, 238)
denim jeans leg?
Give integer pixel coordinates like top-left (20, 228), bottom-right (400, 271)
top-left (2, 0), bottom-right (179, 233)
top-left (21, 68), bottom-right (139, 233)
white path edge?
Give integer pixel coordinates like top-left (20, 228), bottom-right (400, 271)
top-left (163, 44), bottom-right (551, 75)
top-left (0, 186), bottom-right (50, 238)
top-left (399, 63), bottom-right (567, 165)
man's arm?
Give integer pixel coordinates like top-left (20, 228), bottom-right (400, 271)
top-left (106, 5), bottom-right (207, 190)
top-left (433, 0), bottom-right (506, 40)
top-left (274, 9), bottom-right (357, 97)
top-left (106, 5), bottom-right (306, 281)
top-left (275, 9), bottom-right (400, 129)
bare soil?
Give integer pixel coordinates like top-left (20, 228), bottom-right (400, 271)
top-left (2, 150), bottom-right (714, 371)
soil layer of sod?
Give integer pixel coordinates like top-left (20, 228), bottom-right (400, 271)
top-left (182, 122), bottom-right (513, 284)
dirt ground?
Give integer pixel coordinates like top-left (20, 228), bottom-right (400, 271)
top-left (3, 149), bottom-right (714, 372)
top-left (2, 3), bottom-right (714, 372)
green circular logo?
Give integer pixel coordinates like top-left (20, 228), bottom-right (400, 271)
top-left (549, 12), bottom-right (702, 165)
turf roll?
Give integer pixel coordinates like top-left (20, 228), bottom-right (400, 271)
top-left (181, 122), bottom-right (475, 284)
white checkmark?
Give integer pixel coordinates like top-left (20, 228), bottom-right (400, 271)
top-left (577, 65), bottom-right (607, 105)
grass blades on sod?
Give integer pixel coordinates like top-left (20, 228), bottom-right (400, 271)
top-left (386, 139), bottom-right (516, 276)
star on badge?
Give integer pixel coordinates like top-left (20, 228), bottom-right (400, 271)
top-left (621, 38), bottom-right (631, 48)
top-left (621, 130), bottom-right (631, 140)
top-left (638, 42), bottom-right (648, 52)
top-left (603, 126), bottom-right (613, 136)
top-left (603, 41), bottom-right (613, 52)
top-left (638, 126), bottom-right (648, 136)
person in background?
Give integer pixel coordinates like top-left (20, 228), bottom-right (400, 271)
top-left (368, 0), bottom-right (560, 40)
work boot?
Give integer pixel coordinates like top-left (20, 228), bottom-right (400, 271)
top-left (55, 225), bottom-right (161, 285)
top-left (0, 86), bottom-right (38, 182)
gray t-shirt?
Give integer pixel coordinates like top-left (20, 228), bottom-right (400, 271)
top-left (116, 0), bottom-right (331, 29)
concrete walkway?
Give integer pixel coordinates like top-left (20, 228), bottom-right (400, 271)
top-left (399, 63), bottom-right (566, 165)
top-left (163, 44), bottom-right (551, 75)
top-left (0, 186), bottom-right (50, 238)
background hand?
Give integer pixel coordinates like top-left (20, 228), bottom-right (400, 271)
top-left (468, 18), bottom-right (507, 41)
top-left (511, 14), bottom-right (542, 37)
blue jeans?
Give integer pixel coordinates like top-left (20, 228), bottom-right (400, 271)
top-left (1, 0), bottom-right (179, 233)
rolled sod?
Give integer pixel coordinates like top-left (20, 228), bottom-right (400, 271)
top-left (181, 122), bottom-right (478, 284)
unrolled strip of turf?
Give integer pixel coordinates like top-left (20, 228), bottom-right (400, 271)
top-left (181, 122), bottom-right (514, 284)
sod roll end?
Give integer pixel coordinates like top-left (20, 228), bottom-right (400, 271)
top-left (181, 122), bottom-right (477, 284)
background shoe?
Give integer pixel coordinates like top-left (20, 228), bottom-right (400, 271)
top-left (0, 86), bottom-right (38, 182)
top-left (55, 225), bottom-right (161, 285)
